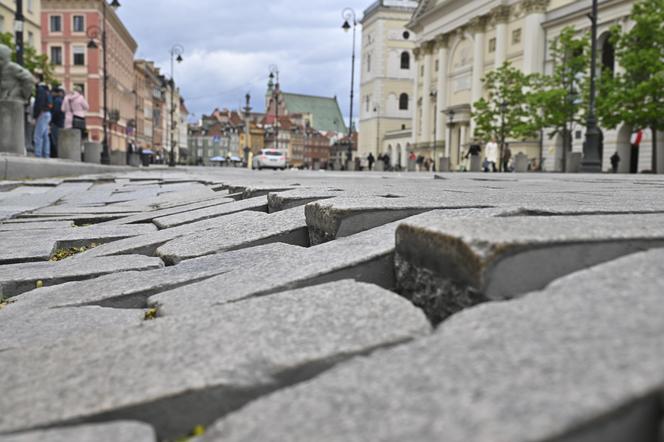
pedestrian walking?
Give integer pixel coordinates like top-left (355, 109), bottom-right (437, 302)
top-left (367, 152), bottom-right (375, 171)
top-left (33, 76), bottom-right (53, 159)
top-left (416, 154), bottom-right (424, 172)
top-left (62, 85), bottom-right (89, 138)
top-left (502, 145), bottom-right (512, 172)
top-left (50, 87), bottom-right (65, 158)
top-left (611, 152), bottom-right (620, 173)
top-left (484, 138), bottom-right (498, 172)
top-left (383, 153), bottom-right (390, 171)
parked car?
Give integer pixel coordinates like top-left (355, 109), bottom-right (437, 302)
top-left (253, 149), bottom-right (287, 170)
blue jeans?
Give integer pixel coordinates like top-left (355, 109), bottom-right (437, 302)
top-left (34, 112), bottom-right (51, 158)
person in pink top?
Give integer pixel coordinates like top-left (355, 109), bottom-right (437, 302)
top-left (62, 85), bottom-right (89, 134)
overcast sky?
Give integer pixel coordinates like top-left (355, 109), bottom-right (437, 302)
top-left (117, 0), bottom-right (369, 123)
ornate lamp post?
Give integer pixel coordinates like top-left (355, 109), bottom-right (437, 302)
top-left (87, 0), bottom-right (121, 165)
top-left (269, 65), bottom-right (280, 150)
top-left (169, 44), bottom-right (184, 167)
top-left (14, 0), bottom-right (24, 66)
top-left (342, 7), bottom-right (357, 166)
top-left (581, 0), bottom-right (602, 172)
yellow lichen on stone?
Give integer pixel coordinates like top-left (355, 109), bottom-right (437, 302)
top-left (49, 244), bottom-right (99, 262)
top-left (35, 280), bottom-right (44, 289)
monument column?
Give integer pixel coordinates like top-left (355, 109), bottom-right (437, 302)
top-left (493, 6), bottom-right (511, 68)
top-left (522, 0), bottom-right (549, 74)
top-left (411, 47), bottom-right (421, 147)
top-left (470, 17), bottom-right (488, 136)
top-left (435, 34), bottom-right (449, 157)
top-left (421, 41), bottom-right (434, 145)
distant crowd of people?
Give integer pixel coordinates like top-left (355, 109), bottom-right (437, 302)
top-left (28, 75), bottom-right (89, 159)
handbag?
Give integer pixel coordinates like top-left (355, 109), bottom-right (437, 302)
top-left (72, 115), bottom-right (86, 131)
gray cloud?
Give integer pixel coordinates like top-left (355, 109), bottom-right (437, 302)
top-left (117, 0), bottom-right (368, 123)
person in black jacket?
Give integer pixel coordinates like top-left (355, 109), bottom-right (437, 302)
top-left (50, 87), bottom-right (65, 158)
top-left (33, 76), bottom-right (52, 158)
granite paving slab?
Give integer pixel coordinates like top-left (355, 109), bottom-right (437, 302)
top-left (0, 224), bottom-right (158, 264)
top-left (156, 207), bottom-right (308, 264)
top-left (0, 220), bottom-right (74, 231)
top-left (201, 249), bottom-right (664, 442)
top-left (0, 421), bottom-right (156, 442)
top-left (0, 255), bottom-right (164, 298)
top-left (152, 196), bottom-right (269, 229)
top-left (267, 188), bottom-right (342, 212)
top-left (394, 212), bottom-right (664, 323)
top-left (7, 243), bottom-right (303, 312)
top-left (304, 195), bottom-right (493, 244)
top-left (0, 280), bottom-right (430, 440)
top-left (0, 306), bottom-right (144, 350)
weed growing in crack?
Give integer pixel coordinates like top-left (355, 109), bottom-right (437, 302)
top-left (49, 243), bottom-right (98, 262)
top-left (144, 308), bottom-right (159, 321)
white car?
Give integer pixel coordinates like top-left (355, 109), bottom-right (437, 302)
top-left (254, 149), bottom-right (287, 170)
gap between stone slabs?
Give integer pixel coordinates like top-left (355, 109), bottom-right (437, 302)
top-left (394, 212), bottom-right (664, 325)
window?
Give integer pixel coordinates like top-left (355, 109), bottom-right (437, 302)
top-left (512, 28), bottom-right (522, 45)
top-left (399, 93), bottom-right (409, 110)
top-left (420, 65), bottom-right (424, 77)
top-left (27, 31), bottom-right (34, 47)
top-left (27, 0), bottom-right (33, 12)
top-left (73, 46), bottom-right (85, 66)
top-left (489, 38), bottom-right (496, 53)
top-left (50, 15), bottom-right (62, 33)
top-left (73, 83), bottom-right (85, 95)
top-left (365, 95), bottom-right (370, 113)
top-left (435, 59), bottom-right (439, 72)
top-left (400, 51), bottom-right (410, 70)
top-left (73, 15), bottom-right (85, 33)
top-left (403, 31), bottom-right (410, 40)
top-left (0, 16), bottom-right (4, 33)
top-left (367, 54), bottom-right (371, 72)
top-left (50, 46), bottom-right (63, 65)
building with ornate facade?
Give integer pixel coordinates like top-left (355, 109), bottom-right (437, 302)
top-left (405, 0), bottom-right (662, 173)
top-left (42, 0), bottom-right (137, 158)
top-left (358, 0), bottom-right (419, 167)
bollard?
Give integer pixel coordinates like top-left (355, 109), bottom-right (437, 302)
top-left (83, 142), bottom-right (102, 164)
top-left (57, 129), bottom-right (82, 161)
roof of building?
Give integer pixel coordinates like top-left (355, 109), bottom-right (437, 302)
top-left (281, 93), bottom-right (348, 134)
top-left (363, 0), bottom-right (419, 22)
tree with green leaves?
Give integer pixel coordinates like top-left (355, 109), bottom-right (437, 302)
top-left (0, 32), bottom-right (55, 85)
top-left (597, 0), bottom-right (664, 173)
top-left (472, 61), bottom-right (538, 170)
top-left (529, 27), bottom-right (590, 171)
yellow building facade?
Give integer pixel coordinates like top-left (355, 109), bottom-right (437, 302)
top-left (0, 0), bottom-right (41, 52)
top-left (358, 0), bottom-right (418, 167)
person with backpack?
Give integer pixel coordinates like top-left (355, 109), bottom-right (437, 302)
top-left (50, 87), bottom-right (65, 158)
top-left (62, 85), bottom-right (89, 138)
top-left (33, 76), bottom-right (52, 158)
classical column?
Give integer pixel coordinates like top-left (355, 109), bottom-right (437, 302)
top-left (493, 5), bottom-right (510, 68)
top-left (469, 17), bottom-right (488, 135)
top-left (445, 124), bottom-right (452, 158)
top-left (435, 34), bottom-right (450, 157)
top-left (411, 47), bottom-right (421, 147)
top-left (522, 0), bottom-right (549, 74)
top-left (421, 41), bottom-right (434, 145)
top-left (460, 124), bottom-right (467, 159)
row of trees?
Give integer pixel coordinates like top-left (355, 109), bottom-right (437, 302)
top-left (472, 0), bottom-right (663, 173)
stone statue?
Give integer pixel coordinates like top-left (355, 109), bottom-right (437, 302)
top-left (0, 44), bottom-right (34, 103)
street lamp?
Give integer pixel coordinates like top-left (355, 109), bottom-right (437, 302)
top-left (342, 7), bottom-right (357, 166)
top-left (269, 65), bottom-right (280, 150)
top-left (169, 44), bottom-right (184, 167)
top-left (581, 0), bottom-right (602, 173)
top-left (87, 0), bottom-right (120, 165)
top-left (14, 0), bottom-right (24, 66)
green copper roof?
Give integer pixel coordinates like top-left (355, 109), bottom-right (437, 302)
top-left (281, 93), bottom-right (348, 133)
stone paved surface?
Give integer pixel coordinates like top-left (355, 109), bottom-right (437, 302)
top-left (1, 167), bottom-right (663, 441)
